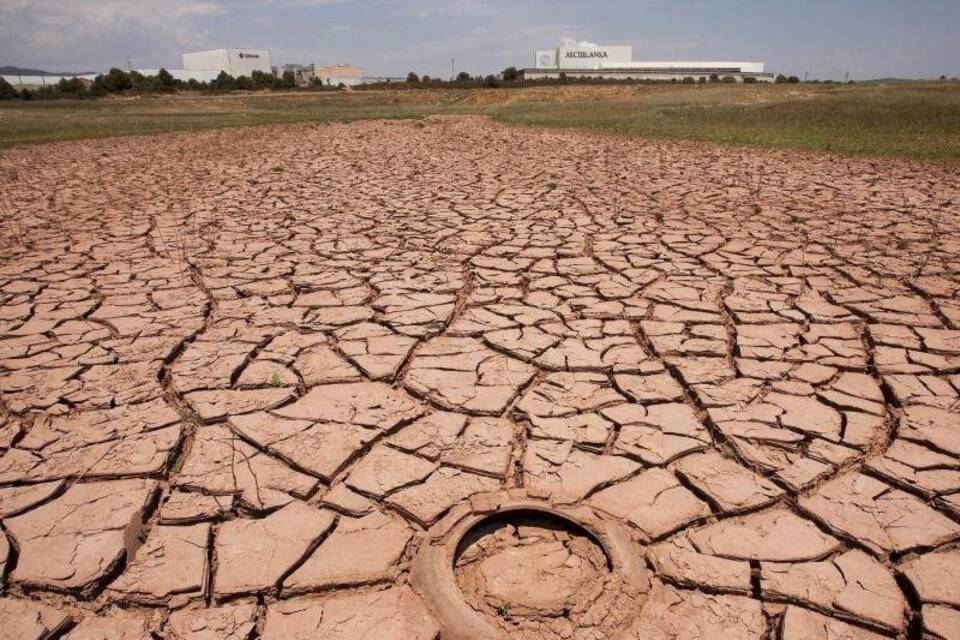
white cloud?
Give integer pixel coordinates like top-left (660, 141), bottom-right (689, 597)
top-left (562, 38), bottom-right (600, 48)
top-left (0, 0), bottom-right (226, 69)
top-left (175, 2), bottom-right (226, 18)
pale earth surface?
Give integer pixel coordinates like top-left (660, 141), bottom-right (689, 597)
top-left (0, 115), bottom-right (958, 639)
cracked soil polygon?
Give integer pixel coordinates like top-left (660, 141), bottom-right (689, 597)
top-left (1, 116), bottom-right (958, 637)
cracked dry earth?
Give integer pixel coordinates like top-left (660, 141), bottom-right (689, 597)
top-left (0, 115), bottom-right (958, 640)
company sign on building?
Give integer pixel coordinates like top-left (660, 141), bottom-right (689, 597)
top-left (182, 49), bottom-right (272, 77)
top-left (538, 44), bottom-right (632, 70)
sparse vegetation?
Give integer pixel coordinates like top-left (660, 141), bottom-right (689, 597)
top-left (1, 81), bottom-right (958, 160)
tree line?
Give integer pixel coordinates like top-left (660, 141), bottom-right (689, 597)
top-left (0, 67), bottom-right (341, 100)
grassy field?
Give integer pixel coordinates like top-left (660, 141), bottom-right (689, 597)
top-left (1, 82), bottom-right (959, 161)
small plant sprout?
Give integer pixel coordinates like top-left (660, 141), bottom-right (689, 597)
top-left (270, 370), bottom-right (284, 387)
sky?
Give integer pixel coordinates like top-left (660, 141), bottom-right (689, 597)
top-left (1, 0), bottom-right (958, 80)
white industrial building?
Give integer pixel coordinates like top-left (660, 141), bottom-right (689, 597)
top-left (1, 73), bottom-right (97, 89)
top-left (182, 48), bottom-right (272, 78)
top-left (526, 43), bottom-right (773, 82)
top-left (2, 48), bottom-right (273, 90)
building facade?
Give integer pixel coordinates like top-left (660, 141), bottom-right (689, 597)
top-left (1, 73), bottom-right (97, 89)
top-left (182, 49), bottom-right (272, 77)
top-left (526, 43), bottom-right (772, 82)
top-left (312, 64), bottom-right (364, 87)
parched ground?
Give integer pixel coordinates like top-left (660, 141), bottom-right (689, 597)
top-left (0, 116), bottom-right (958, 639)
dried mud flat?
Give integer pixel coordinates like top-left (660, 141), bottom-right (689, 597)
top-left (0, 115), bottom-right (958, 640)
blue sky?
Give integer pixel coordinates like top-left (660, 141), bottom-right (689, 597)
top-left (1, 0), bottom-right (958, 79)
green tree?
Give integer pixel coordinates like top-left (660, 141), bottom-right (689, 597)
top-left (456, 71), bottom-right (471, 82)
top-left (280, 70), bottom-right (296, 89)
top-left (97, 67), bottom-right (133, 93)
top-left (502, 66), bottom-right (519, 82)
top-left (129, 70), bottom-right (155, 92)
top-left (157, 68), bottom-right (177, 90)
top-left (407, 71), bottom-right (420, 83)
top-left (213, 71), bottom-right (237, 91)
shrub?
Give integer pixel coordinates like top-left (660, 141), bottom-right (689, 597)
top-left (682, 76), bottom-right (695, 84)
top-left (130, 71), bottom-right (162, 92)
top-left (95, 68), bottom-right (133, 93)
top-left (743, 76), bottom-right (757, 84)
top-left (254, 70), bottom-right (280, 90)
top-left (280, 70), bottom-right (296, 89)
top-left (788, 75), bottom-right (800, 83)
top-left (456, 71), bottom-right (471, 82)
top-left (56, 76), bottom-right (88, 97)
top-left (709, 73), bottom-right (719, 82)
top-left (502, 66), bottom-right (519, 82)
top-left (0, 76), bottom-right (18, 100)
top-left (407, 71), bottom-right (420, 83)
top-left (485, 74), bottom-right (499, 87)
top-left (720, 75), bottom-right (736, 83)
top-left (698, 76), bottom-right (706, 84)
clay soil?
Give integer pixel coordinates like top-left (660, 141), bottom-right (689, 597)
top-left (0, 116), bottom-right (958, 639)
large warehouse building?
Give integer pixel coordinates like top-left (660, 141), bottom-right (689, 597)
top-left (525, 43), bottom-right (772, 82)
top-left (182, 48), bottom-right (272, 78)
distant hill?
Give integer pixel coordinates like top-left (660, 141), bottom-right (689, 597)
top-left (859, 77), bottom-right (942, 84)
top-left (1, 65), bottom-right (98, 76)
